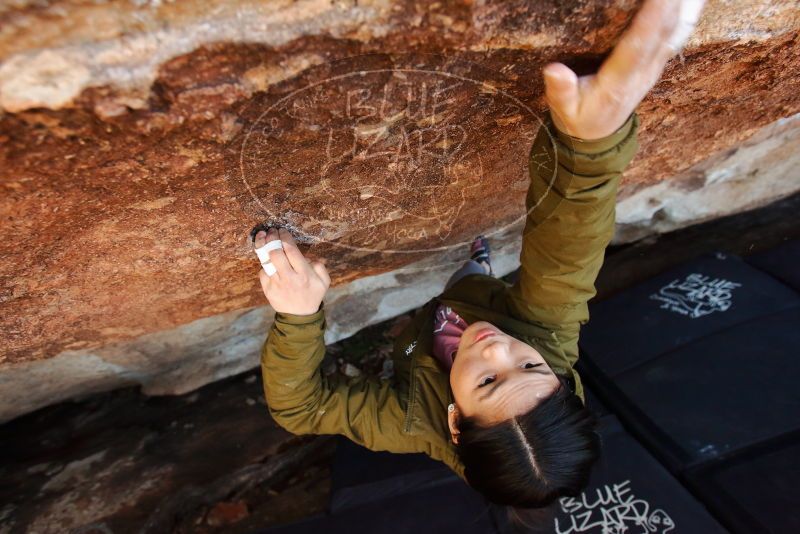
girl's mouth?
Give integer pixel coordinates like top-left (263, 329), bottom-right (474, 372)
top-left (473, 328), bottom-right (496, 344)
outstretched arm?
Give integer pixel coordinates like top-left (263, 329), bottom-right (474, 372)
top-left (544, 0), bottom-right (704, 141)
top-left (508, 0), bottom-right (705, 360)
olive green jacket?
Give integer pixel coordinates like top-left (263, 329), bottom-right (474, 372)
top-left (261, 112), bottom-right (639, 479)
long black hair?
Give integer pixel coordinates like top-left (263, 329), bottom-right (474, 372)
top-left (455, 377), bottom-right (599, 512)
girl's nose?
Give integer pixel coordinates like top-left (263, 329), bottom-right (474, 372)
top-left (481, 340), bottom-right (509, 362)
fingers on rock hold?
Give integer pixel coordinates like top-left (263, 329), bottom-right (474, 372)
top-left (278, 228), bottom-right (309, 272)
top-left (259, 268), bottom-right (272, 290)
top-left (543, 63), bottom-right (579, 108)
top-left (252, 226), bottom-right (285, 278)
top-left (254, 229), bottom-right (268, 248)
top-left (312, 261), bottom-right (331, 287)
top-left (666, 0), bottom-right (705, 52)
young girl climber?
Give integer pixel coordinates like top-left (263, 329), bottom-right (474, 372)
top-left (254, 0), bottom-right (704, 511)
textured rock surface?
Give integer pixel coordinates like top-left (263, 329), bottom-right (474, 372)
top-left (1, 0), bottom-right (799, 421)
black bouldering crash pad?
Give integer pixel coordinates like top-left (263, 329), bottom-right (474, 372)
top-left (686, 435), bottom-right (800, 534)
top-left (580, 252), bottom-right (798, 377)
top-left (552, 416), bottom-right (725, 534)
top-left (746, 239), bottom-right (800, 292)
top-left (329, 436), bottom-right (458, 513)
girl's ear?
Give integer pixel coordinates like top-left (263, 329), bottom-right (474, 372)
top-left (447, 403), bottom-right (461, 445)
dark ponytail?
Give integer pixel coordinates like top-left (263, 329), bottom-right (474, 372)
top-left (455, 378), bottom-right (599, 512)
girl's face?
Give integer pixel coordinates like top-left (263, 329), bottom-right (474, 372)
top-left (449, 321), bottom-right (560, 430)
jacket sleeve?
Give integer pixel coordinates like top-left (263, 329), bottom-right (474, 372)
top-left (260, 304), bottom-right (423, 454)
top-left (507, 111), bottom-right (639, 367)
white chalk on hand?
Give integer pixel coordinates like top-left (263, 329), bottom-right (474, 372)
top-left (255, 239), bottom-right (283, 276)
top-left (667, 0), bottom-right (704, 52)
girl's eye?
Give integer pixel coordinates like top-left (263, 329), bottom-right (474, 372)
top-left (523, 362), bottom-right (541, 369)
top-left (478, 376), bottom-right (496, 387)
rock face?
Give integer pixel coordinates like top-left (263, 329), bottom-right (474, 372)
top-left (1, 0), bottom-right (799, 422)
